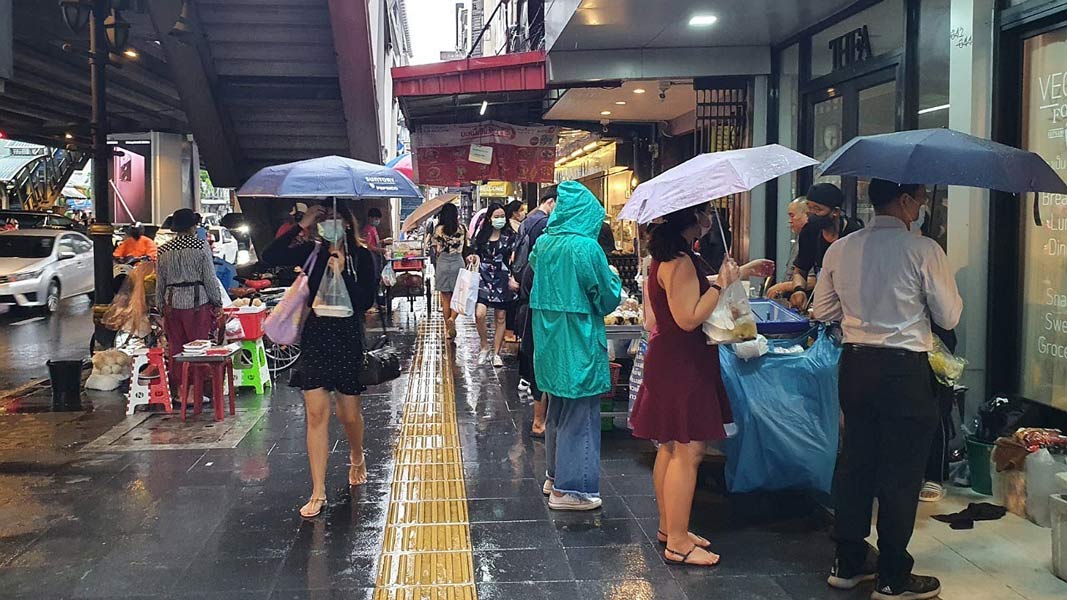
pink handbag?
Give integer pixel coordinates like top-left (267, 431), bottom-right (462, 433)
top-left (263, 242), bottom-right (320, 345)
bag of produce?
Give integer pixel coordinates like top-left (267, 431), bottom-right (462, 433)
top-left (702, 280), bottom-right (757, 345)
top-left (929, 336), bottom-right (967, 387)
top-left (312, 258), bottom-right (354, 318)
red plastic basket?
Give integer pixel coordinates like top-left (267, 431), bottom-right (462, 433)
top-left (224, 307), bottom-right (266, 340)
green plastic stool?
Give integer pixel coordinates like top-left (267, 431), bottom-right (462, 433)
top-left (233, 338), bottom-right (272, 395)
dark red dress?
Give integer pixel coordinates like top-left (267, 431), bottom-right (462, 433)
top-left (630, 252), bottom-right (733, 444)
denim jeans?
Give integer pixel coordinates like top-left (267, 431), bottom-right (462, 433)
top-left (545, 394), bottom-right (602, 499)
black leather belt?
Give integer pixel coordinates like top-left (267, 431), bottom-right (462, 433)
top-left (843, 344), bottom-right (925, 358)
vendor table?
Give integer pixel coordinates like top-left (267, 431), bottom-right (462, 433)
top-left (174, 347), bottom-right (239, 422)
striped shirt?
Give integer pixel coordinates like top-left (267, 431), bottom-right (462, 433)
top-left (156, 233), bottom-right (222, 310)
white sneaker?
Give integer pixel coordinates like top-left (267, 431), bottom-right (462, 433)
top-left (518, 379), bottom-right (531, 392)
top-left (492, 354), bottom-right (504, 368)
top-left (548, 493), bottom-right (602, 511)
top-left (542, 480), bottom-right (553, 496)
top-left (478, 349), bottom-right (490, 363)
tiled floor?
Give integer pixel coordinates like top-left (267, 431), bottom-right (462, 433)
top-left (0, 308), bottom-right (1065, 599)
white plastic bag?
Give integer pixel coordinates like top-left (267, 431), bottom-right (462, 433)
top-left (703, 280), bottom-right (758, 345)
top-left (734, 334), bottom-right (769, 361)
top-left (1025, 449), bottom-right (1067, 527)
top-left (312, 259), bottom-right (354, 318)
top-left (450, 267), bottom-right (479, 317)
top-left (381, 261), bottom-right (397, 287)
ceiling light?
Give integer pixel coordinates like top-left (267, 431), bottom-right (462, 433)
top-left (124, 48), bottom-right (139, 59)
top-left (65, 133), bottom-right (74, 140)
top-left (479, 100), bottom-right (488, 116)
top-left (633, 88), bottom-right (646, 94)
top-left (689, 15), bottom-right (718, 27)
top-left (615, 101), bottom-right (626, 105)
top-left (600, 110), bottom-right (612, 116)
top-left (918, 103), bottom-right (950, 115)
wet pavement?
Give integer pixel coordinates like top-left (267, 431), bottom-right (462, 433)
top-left (0, 296), bottom-right (94, 392)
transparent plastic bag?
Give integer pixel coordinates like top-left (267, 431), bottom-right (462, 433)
top-left (929, 336), bottom-right (967, 386)
top-left (703, 280), bottom-right (758, 345)
top-left (312, 259), bottom-right (353, 318)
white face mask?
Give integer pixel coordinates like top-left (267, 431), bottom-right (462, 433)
top-left (910, 202), bottom-right (928, 234)
top-left (319, 219), bottom-right (345, 242)
top-left (491, 217), bottom-right (506, 230)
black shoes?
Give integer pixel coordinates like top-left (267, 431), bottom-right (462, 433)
top-left (870, 575), bottom-right (942, 600)
top-left (827, 556), bottom-right (877, 590)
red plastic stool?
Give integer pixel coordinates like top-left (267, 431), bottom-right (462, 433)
top-left (178, 356), bottom-right (236, 422)
top-left (126, 348), bottom-right (173, 415)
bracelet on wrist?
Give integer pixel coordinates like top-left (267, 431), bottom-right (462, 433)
top-left (711, 283), bottom-right (722, 293)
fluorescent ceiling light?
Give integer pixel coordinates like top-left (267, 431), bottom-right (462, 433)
top-left (600, 110), bottom-right (611, 116)
top-left (689, 15), bottom-right (718, 26)
top-left (65, 133), bottom-right (74, 140)
top-left (479, 100), bottom-right (488, 115)
top-left (918, 103), bottom-right (950, 115)
top-left (615, 101), bottom-right (626, 105)
top-left (633, 88), bottom-right (646, 94)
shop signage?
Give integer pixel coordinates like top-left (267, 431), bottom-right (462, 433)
top-left (828, 25), bottom-right (873, 72)
top-left (478, 181), bottom-right (512, 197)
top-left (411, 121), bottom-right (558, 186)
top-left (468, 144), bottom-right (493, 165)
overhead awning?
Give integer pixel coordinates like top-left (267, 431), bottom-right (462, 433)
top-left (392, 51), bottom-right (548, 128)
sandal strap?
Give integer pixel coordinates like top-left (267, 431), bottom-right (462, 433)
top-left (665, 546), bottom-right (696, 561)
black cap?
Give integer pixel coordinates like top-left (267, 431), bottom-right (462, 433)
top-left (807, 183), bottom-right (844, 210)
top-left (172, 208), bottom-right (197, 231)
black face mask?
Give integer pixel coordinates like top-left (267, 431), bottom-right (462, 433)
top-left (807, 213), bottom-right (836, 231)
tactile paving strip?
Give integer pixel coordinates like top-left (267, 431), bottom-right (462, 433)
top-left (374, 318), bottom-right (476, 600)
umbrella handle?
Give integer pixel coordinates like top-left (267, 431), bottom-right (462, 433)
top-left (715, 210), bottom-right (731, 259)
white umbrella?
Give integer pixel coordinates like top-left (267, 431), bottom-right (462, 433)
top-left (619, 144), bottom-right (818, 224)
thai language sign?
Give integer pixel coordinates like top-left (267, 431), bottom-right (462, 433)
top-left (411, 121), bottom-right (558, 185)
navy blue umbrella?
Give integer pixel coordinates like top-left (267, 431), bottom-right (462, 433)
top-left (819, 128), bottom-right (1067, 194)
top-left (237, 155), bottom-right (422, 199)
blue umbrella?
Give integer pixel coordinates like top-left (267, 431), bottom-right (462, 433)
top-left (819, 128), bottom-right (1067, 194)
top-left (237, 155), bottom-right (422, 199)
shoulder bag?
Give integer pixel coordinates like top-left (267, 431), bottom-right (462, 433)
top-left (263, 241), bottom-right (320, 345)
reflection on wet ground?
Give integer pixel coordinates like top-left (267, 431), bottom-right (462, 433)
top-left (0, 305), bottom-right (843, 599)
top-left (0, 297), bottom-right (94, 392)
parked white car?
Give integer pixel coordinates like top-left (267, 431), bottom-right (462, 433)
top-left (208, 225), bottom-right (239, 264)
top-left (0, 229), bottom-right (94, 312)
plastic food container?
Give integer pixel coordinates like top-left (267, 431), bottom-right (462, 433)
top-left (749, 298), bottom-right (811, 335)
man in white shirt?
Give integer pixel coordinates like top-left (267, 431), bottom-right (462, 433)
top-left (814, 179), bottom-right (963, 600)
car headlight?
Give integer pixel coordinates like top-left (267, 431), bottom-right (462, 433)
top-left (7, 270), bottom-right (43, 282)
top-left (236, 225), bottom-right (250, 234)
top-left (237, 249), bottom-right (252, 265)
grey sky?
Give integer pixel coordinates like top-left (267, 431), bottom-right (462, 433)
top-left (406, 0), bottom-right (463, 65)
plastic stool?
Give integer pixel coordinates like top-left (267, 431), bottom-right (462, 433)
top-left (179, 358), bottom-right (236, 422)
top-left (233, 338), bottom-right (272, 394)
top-left (126, 348), bottom-right (172, 416)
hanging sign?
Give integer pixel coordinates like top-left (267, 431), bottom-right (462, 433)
top-left (468, 144), bottom-right (494, 165)
top-left (412, 121), bottom-right (559, 185)
top-left (829, 25), bottom-right (873, 71)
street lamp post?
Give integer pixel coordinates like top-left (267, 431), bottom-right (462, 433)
top-left (60, 0), bottom-right (131, 346)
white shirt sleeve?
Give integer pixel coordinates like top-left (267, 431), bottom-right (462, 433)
top-left (813, 246), bottom-right (843, 322)
top-left (921, 241), bottom-right (963, 330)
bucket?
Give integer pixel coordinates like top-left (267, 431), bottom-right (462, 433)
top-left (966, 435), bottom-right (994, 496)
top-left (47, 359), bottom-right (84, 412)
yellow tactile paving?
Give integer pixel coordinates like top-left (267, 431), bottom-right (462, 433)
top-left (375, 318), bottom-right (476, 600)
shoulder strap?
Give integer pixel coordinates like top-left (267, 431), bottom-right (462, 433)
top-left (302, 240), bottom-right (321, 274)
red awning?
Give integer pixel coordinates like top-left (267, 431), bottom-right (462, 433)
top-left (392, 51), bottom-right (546, 97)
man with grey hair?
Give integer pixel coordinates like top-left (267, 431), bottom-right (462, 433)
top-left (766, 197), bottom-right (809, 298)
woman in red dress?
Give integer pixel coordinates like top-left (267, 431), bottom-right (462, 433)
top-left (631, 204), bottom-right (771, 567)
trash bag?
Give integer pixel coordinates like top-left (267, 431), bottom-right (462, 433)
top-left (719, 327), bottom-right (842, 494)
top-left (312, 259), bottom-right (353, 318)
top-left (973, 396), bottom-right (1045, 444)
top-left (703, 280), bottom-right (757, 345)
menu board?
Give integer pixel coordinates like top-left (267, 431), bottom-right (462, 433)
top-left (1020, 29), bottom-right (1067, 411)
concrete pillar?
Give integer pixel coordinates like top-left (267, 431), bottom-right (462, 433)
top-left (749, 75), bottom-right (769, 260)
top-left (947, 0), bottom-right (995, 412)
top-left (151, 131), bottom-right (196, 222)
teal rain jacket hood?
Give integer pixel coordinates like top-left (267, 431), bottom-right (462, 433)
top-left (530, 180), bottom-right (622, 398)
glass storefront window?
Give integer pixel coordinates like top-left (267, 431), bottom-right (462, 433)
top-left (811, 0), bottom-right (905, 79)
top-left (854, 80), bottom-right (898, 224)
top-left (918, 0), bottom-right (951, 250)
top-left (811, 95), bottom-right (844, 194)
top-left (1019, 27), bottom-right (1067, 411)
top-left (777, 44), bottom-right (800, 280)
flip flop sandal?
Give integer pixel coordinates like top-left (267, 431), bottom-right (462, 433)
top-left (658, 530), bottom-right (711, 548)
top-left (300, 497), bottom-right (328, 519)
top-left (919, 481), bottom-right (945, 502)
top-left (664, 546), bottom-right (720, 567)
top-left (349, 454), bottom-right (368, 486)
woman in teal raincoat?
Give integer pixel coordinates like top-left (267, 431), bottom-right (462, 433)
top-left (531, 180), bottom-right (622, 511)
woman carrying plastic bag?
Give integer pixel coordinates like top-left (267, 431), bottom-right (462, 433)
top-left (262, 199), bottom-right (377, 519)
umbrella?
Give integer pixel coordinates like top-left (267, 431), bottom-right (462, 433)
top-left (386, 153), bottom-right (414, 180)
top-left (401, 193), bottom-right (459, 233)
top-left (619, 144), bottom-right (818, 224)
top-left (819, 128), bottom-right (1067, 194)
top-left (237, 155), bottom-right (423, 199)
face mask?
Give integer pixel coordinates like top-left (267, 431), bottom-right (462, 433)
top-left (910, 202), bottom-right (928, 234)
top-left (807, 213), bottom-right (835, 231)
top-left (370, 218), bottom-right (381, 227)
top-left (318, 219), bottom-right (345, 242)
top-left (698, 213), bottom-right (713, 237)
top-left (491, 217), bottom-right (506, 230)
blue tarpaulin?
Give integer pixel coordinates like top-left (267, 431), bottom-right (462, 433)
top-left (719, 329), bottom-right (841, 494)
